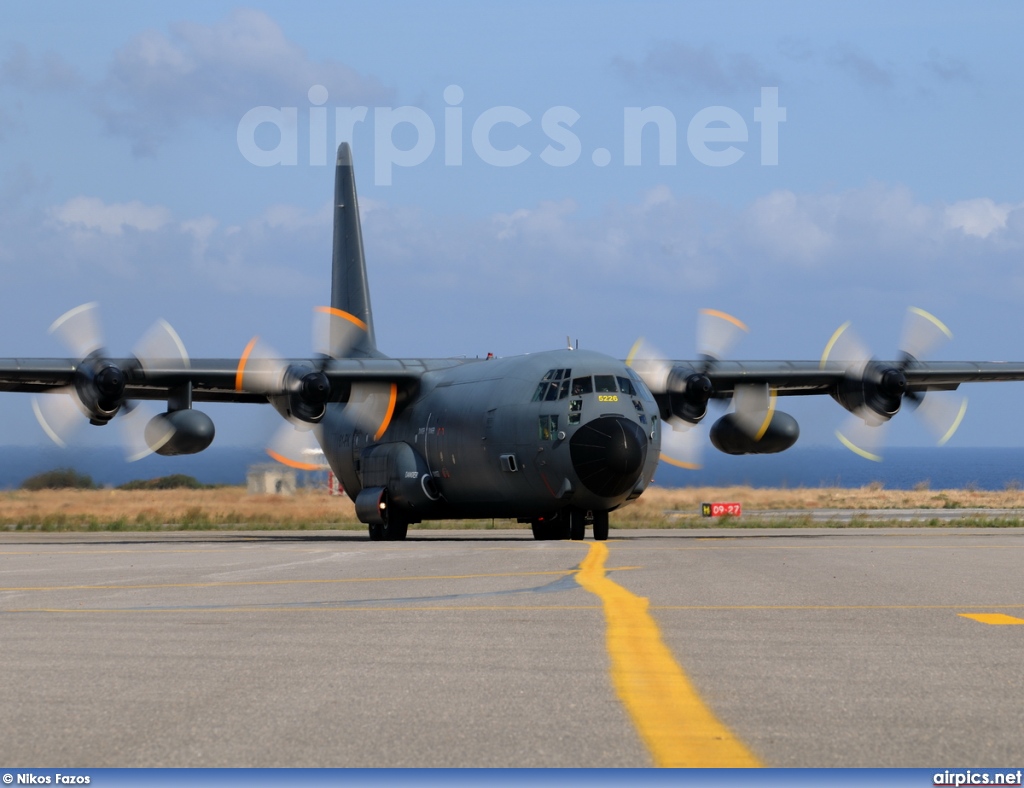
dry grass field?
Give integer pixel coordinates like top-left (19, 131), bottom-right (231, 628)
top-left (2, 483), bottom-right (1024, 531)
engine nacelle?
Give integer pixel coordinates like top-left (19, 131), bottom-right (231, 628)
top-left (710, 410), bottom-right (799, 455)
top-left (830, 361), bottom-right (906, 422)
top-left (269, 368), bottom-right (331, 424)
top-left (75, 357), bottom-right (126, 425)
top-left (660, 368), bottom-right (713, 425)
top-left (145, 409), bottom-right (215, 456)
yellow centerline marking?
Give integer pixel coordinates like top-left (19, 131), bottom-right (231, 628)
top-left (576, 541), bottom-right (760, 768)
top-left (959, 613), bottom-right (1024, 625)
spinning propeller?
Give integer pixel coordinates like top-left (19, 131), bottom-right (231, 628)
top-left (235, 306), bottom-right (397, 468)
top-left (32, 303), bottom-right (192, 460)
top-left (822, 307), bottom-right (968, 462)
top-left (629, 309), bottom-right (776, 470)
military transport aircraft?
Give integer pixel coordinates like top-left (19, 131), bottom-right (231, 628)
top-left (3, 143), bottom-right (1024, 541)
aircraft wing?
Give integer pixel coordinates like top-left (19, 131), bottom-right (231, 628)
top-left (0, 354), bottom-right (467, 460)
top-left (633, 356), bottom-right (1024, 462)
top-left (0, 356), bottom-right (472, 403)
top-left (682, 359), bottom-right (1024, 397)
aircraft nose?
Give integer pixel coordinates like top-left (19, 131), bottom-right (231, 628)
top-left (569, 416), bottom-right (648, 498)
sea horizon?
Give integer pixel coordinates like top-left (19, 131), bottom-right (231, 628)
top-left (1, 444), bottom-right (1023, 492)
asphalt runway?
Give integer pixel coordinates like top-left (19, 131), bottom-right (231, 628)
top-left (2, 527), bottom-right (1023, 768)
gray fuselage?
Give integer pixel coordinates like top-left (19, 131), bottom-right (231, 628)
top-left (320, 348), bottom-right (662, 522)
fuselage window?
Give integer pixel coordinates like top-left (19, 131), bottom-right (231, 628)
top-left (594, 375), bottom-right (617, 393)
top-left (538, 414), bottom-right (559, 441)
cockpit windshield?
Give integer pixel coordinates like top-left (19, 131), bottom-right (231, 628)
top-left (531, 368), bottom-right (572, 401)
top-left (532, 368), bottom-right (655, 402)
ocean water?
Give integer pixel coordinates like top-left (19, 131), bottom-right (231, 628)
top-left (652, 446), bottom-right (1024, 490)
top-left (1, 444), bottom-right (1023, 491)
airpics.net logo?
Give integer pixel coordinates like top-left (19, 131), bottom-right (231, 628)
top-left (236, 85), bottom-right (786, 186)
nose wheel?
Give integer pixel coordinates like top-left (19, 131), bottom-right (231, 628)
top-left (531, 509), bottom-right (609, 540)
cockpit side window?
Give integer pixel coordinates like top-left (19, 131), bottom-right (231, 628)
top-left (532, 382), bottom-right (554, 401)
top-left (538, 414), bottom-right (559, 440)
top-left (617, 376), bottom-right (636, 396)
top-left (532, 368), bottom-right (572, 401)
top-left (626, 367), bottom-right (656, 402)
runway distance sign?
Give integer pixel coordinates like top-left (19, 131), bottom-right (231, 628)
top-left (701, 502), bottom-right (742, 517)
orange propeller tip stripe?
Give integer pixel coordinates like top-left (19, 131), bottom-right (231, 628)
top-left (699, 308), bottom-right (749, 333)
top-left (235, 336), bottom-right (259, 392)
top-left (372, 383), bottom-right (399, 441)
top-left (659, 453), bottom-right (702, 471)
top-left (266, 449), bottom-right (324, 471)
top-left (315, 305), bottom-right (368, 332)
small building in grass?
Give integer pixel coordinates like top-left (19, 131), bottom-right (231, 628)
top-left (246, 464), bottom-right (297, 496)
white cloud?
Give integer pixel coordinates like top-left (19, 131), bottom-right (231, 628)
top-left (52, 196), bottom-right (172, 235)
top-left (96, 8), bottom-right (394, 155)
top-left (944, 198), bottom-right (1018, 238)
top-left (743, 190), bottom-right (836, 266)
top-left (7, 179), bottom-right (1024, 360)
top-left (0, 44), bottom-right (81, 91)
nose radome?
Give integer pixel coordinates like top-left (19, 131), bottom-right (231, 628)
top-left (569, 416), bottom-right (648, 498)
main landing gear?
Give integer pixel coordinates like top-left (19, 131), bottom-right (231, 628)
top-left (368, 513), bottom-right (409, 541)
top-left (531, 508), bottom-right (609, 541)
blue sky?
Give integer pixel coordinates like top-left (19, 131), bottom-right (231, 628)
top-left (2, 1), bottom-right (1024, 452)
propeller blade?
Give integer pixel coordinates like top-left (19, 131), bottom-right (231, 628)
top-left (31, 388), bottom-right (84, 448)
top-left (697, 309), bottom-right (748, 362)
top-left (915, 392), bottom-right (969, 446)
top-left (343, 381), bottom-right (398, 440)
top-left (835, 409), bottom-right (888, 462)
top-left (266, 423), bottom-right (327, 470)
top-left (731, 383), bottom-right (776, 439)
top-left (312, 305), bottom-right (369, 359)
top-left (133, 319), bottom-right (190, 372)
top-left (900, 306), bottom-right (953, 362)
top-left (120, 401), bottom-right (174, 462)
top-left (626, 337), bottom-right (673, 393)
top-left (49, 302), bottom-right (103, 359)
top-left (820, 320), bottom-right (872, 376)
top-left (234, 336), bottom-right (288, 395)
top-left (659, 417), bottom-right (703, 470)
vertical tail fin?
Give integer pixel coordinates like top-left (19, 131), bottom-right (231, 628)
top-left (330, 143), bottom-right (379, 358)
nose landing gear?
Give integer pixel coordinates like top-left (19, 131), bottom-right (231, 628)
top-left (530, 508), bottom-right (609, 541)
